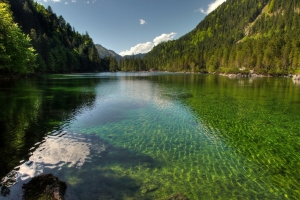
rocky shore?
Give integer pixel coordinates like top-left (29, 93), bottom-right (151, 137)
top-left (219, 73), bottom-right (271, 78)
top-left (219, 70), bottom-right (300, 79)
top-left (292, 74), bottom-right (300, 80)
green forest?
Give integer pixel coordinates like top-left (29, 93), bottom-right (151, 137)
top-left (121, 0), bottom-right (300, 75)
top-left (0, 0), bottom-right (103, 75)
top-left (1, 0), bottom-right (300, 75)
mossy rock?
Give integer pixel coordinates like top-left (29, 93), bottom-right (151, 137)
top-left (22, 174), bottom-right (67, 200)
top-left (140, 183), bottom-right (158, 194)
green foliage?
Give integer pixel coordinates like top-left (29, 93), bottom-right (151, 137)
top-left (0, 2), bottom-right (37, 74)
top-left (268, 0), bottom-right (275, 13)
top-left (119, 55), bottom-right (146, 71)
top-left (2, 0), bottom-right (104, 75)
top-left (121, 0), bottom-right (300, 75)
top-left (108, 56), bottom-right (118, 72)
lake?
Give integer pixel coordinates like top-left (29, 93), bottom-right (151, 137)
top-left (0, 72), bottom-right (300, 199)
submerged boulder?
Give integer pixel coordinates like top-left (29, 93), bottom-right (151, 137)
top-left (22, 174), bottom-right (67, 200)
top-left (140, 182), bottom-right (159, 194)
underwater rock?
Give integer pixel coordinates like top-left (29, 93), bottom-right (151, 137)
top-left (140, 183), bottom-right (158, 194)
top-left (22, 174), bottom-right (67, 200)
top-left (108, 134), bottom-right (115, 139)
top-left (165, 192), bottom-right (189, 200)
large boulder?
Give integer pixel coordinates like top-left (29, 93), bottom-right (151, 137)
top-left (22, 174), bottom-right (67, 200)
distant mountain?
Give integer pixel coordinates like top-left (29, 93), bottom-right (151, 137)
top-left (95, 44), bottom-right (122, 61)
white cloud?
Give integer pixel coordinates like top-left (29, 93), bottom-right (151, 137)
top-left (120, 42), bottom-right (154, 56)
top-left (119, 32), bottom-right (177, 56)
top-left (153, 32), bottom-right (176, 46)
top-left (72, 0), bottom-right (76, 2)
top-left (65, 2), bottom-right (68, 4)
top-left (196, 0), bottom-right (226, 15)
top-left (140, 19), bottom-right (146, 25)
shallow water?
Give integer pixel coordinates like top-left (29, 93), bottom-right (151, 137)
top-left (0, 72), bottom-right (300, 199)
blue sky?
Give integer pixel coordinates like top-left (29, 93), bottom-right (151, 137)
top-left (35, 0), bottom-right (226, 56)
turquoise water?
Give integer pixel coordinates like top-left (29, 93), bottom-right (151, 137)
top-left (0, 72), bottom-right (300, 199)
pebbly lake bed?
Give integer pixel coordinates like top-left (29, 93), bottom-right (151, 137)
top-left (0, 72), bottom-right (300, 199)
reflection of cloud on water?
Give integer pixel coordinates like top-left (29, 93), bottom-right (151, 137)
top-left (1, 131), bottom-right (105, 189)
top-left (19, 132), bottom-right (93, 179)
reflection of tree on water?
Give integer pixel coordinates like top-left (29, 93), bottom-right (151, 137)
top-left (0, 79), bottom-right (42, 179)
top-left (0, 77), bottom-right (99, 179)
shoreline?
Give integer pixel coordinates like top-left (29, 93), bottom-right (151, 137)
top-left (219, 72), bottom-right (300, 80)
top-left (1, 71), bottom-right (300, 81)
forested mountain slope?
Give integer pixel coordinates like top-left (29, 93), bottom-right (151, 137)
top-left (141, 0), bottom-right (300, 75)
top-left (2, 0), bottom-right (300, 75)
top-left (95, 44), bottom-right (122, 61)
top-left (0, 0), bottom-right (102, 74)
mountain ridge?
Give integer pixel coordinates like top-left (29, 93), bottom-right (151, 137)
top-left (95, 44), bottom-right (122, 61)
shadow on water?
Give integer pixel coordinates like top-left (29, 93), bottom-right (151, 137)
top-left (61, 134), bottom-right (161, 200)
